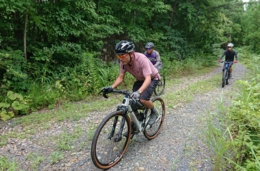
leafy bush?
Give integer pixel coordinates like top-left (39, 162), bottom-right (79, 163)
top-left (161, 52), bottom-right (215, 77)
top-left (226, 55), bottom-right (260, 170)
top-left (0, 49), bottom-right (28, 93)
top-left (0, 91), bottom-right (29, 120)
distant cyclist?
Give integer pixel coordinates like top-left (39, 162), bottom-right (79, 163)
top-left (144, 42), bottom-right (162, 71)
top-left (218, 43), bottom-right (238, 77)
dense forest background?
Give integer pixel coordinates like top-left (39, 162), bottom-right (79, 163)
top-left (0, 0), bottom-right (259, 118)
top-left (1, 0), bottom-right (260, 170)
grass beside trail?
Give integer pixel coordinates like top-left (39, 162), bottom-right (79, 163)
top-left (163, 74), bottom-right (221, 109)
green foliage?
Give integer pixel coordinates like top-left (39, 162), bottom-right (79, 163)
top-left (26, 152), bottom-right (45, 171)
top-left (203, 110), bottom-right (232, 171)
top-left (0, 0), bottom-right (258, 120)
top-left (161, 52), bottom-right (215, 77)
top-left (0, 91), bottom-right (29, 120)
top-left (0, 156), bottom-right (18, 171)
top-left (228, 60), bottom-right (260, 170)
top-left (204, 52), bottom-right (260, 170)
top-left (27, 83), bottom-right (63, 110)
top-left (241, 2), bottom-right (260, 53)
top-left (49, 151), bottom-right (63, 165)
top-left (57, 132), bottom-right (72, 151)
top-left (0, 49), bottom-right (28, 92)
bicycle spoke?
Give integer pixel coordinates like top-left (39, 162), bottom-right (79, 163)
top-left (91, 112), bottom-right (131, 168)
top-left (154, 75), bottom-right (165, 96)
top-left (144, 97), bottom-right (165, 140)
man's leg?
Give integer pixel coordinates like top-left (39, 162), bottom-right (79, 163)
top-left (229, 63), bottom-right (233, 78)
top-left (139, 80), bottom-right (159, 125)
top-left (141, 100), bottom-right (159, 125)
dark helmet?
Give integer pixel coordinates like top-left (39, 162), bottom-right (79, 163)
top-left (115, 40), bottom-right (135, 54)
top-left (145, 42), bottom-right (154, 49)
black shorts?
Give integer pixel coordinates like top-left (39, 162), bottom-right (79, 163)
top-left (132, 80), bottom-right (159, 101)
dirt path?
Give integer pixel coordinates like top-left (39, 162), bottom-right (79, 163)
top-left (0, 63), bottom-right (247, 171)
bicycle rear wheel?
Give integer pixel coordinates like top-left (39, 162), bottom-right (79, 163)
top-left (154, 74), bottom-right (165, 96)
top-left (144, 96), bottom-right (166, 140)
top-left (91, 111), bottom-right (131, 169)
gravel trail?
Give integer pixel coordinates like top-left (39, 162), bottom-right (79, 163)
top-left (0, 63), bottom-right (247, 171)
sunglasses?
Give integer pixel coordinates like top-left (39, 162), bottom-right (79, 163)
top-left (146, 48), bottom-right (152, 50)
top-left (116, 53), bottom-right (127, 59)
top-left (227, 47), bottom-right (232, 48)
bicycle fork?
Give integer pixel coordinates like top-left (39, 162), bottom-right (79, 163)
top-left (107, 115), bottom-right (126, 142)
top-left (108, 105), bottom-right (130, 142)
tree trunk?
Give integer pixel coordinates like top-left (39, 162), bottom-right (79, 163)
top-left (24, 10), bottom-right (28, 61)
top-left (169, 2), bottom-right (178, 27)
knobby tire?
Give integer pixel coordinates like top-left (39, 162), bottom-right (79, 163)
top-left (225, 69), bottom-right (229, 85)
top-left (222, 69), bottom-right (227, 88)
top-left (154, 75), bottom-right (165, 96)
top-left (144, 96), bottom-right (166, 140)
top-left (91, 111), bottom-right (132, 170)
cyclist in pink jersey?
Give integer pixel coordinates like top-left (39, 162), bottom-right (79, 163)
top-left (102, 40), bottom-right (161, 131)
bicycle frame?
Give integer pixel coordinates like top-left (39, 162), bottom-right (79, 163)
top-left (104, 90), bottom-right (148, 141)
top-left (122, 94), bottom-right (151, 132)
top-left (221, 61), bottom-right (234, 88)
top-left (222, 61), bottom-right (233, 78)
top-left (223, 61), bottom-right (230, 70)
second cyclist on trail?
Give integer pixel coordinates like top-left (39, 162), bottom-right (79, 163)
top-left (144, 42), bottom-right (162, 71)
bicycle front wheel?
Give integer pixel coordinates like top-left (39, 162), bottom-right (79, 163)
top-left (144, 96), bottom-right (166, 140)
top-left (222, 70), bottom-right (227, 88)
top-left (225, 70), bottom-right (229, 85)
top-left (154, 75), bottom-right (165, 96)
top-left (91, 111), bottom-right (131, 169)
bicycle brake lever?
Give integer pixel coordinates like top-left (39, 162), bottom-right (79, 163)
top-left (100, 90), bottom-right (109, 98)
top-left (103, 92), bottom-right (108, 98)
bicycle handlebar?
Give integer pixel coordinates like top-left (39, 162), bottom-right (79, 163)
top-left (101, 89), bottom-right (143, 107)
top-left (101, 89), bottom-right (131, 99)
top-left (220, 61), bottom-right (235, 63)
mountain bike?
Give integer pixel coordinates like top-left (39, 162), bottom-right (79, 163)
top-left (154, 74), bottom-right (165, 96)
top-left (91, 89), bottom-right (166, 170)
top-left (221, 61), bottom-right (233, 88)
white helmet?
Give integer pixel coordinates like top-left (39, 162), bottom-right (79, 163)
top-left (227, 43), bottom-right (234, 47)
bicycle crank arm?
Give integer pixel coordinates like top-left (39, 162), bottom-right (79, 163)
top-left (145, 116), bottom-right (161, 129)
